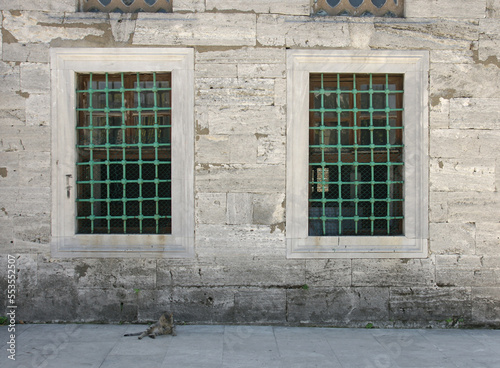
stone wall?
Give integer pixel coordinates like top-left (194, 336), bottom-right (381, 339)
top-left (0, 0), bottom-right (499, 327)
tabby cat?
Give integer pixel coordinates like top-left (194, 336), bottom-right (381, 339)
top-left (124, 313), bottom-right (176, 339)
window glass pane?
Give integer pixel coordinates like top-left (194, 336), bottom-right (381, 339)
top-left (309, 73), bottom-right (404, 236)
top-left (312, 0), bottom-right (404, 17)
top-left (80, 0), bottom-right (173, 13)
top-left (76, 72), bottom-right (172, 235)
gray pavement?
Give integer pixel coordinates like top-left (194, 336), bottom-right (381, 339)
top-left (1, 324), bottom-right (500, 368)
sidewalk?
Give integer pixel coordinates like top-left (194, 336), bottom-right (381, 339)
top-left (2, 324), bottom-right (500, 368)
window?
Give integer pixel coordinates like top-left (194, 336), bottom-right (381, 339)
top-left (76, 73), bottom-right (172, 235)
top-left (309, 73), bottom-right (404, 237)
top-left (80, 0), bottom-right (173, 13)
top-left (287, 50), bottom-right (428, 258)
top-left (312, 0), bottom-right (404, 17)
top-left (51, 48), bottom-right (194, 258)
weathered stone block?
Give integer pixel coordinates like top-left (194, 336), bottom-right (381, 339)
top-left (478, 20), bottom-right (500, 62)
top-left (390, 287), bottom-right (472, 323)
top-left (195, 135), bottom-right (230, 164)
top-left (305, 259), bottom-right (351, 287)
top-left (476, 130), bottom-right (500, 158)
top-left (0, 218), bottom-right (14, 246)
top-left (136, 289), bottom-right (173, 321)
top-left (0, 91), bottom-right (26, 111)
top-left (20, 62), bottom-right (50, 94)
top-left (497, 159), bottom-right (500, 191)
top-left (109, 13), bottom-right (136, 43)
top-left (430, 49), bottom-right (474, 64)
top-left (0, 0), bottom-right (76, 12)
top-left (195, 224), bottom-right (286, 258)
top-left (171, 287), bottom-right (235, 322)
top-left (10, 238), bottom-right (50, 254)
top-left (18, 151), bottom-right (50, 187)
top-left (196, 164), bottom-right (285, 193)
top-left (406, 0), bottom-right (486, 18)
top-left (163, 256), bottom-right (305, 288)
top-left (0, 12), bottom-right (2, 56)
top-left (450, 98), bottom-right (500, 130)
top-left (25, 93), bottom-right (50, 126)
top-left (0, 62), bottom-right (20, 93)
top-left (252, 192), bottom-right (285, 226)
top-left (349, 19), bottom-right (375, 49)
top-left (257, 15), bottom-right (350, 47)
top-left (157, 259), bottom-right (218, 287)
top-left (476, 222), bottom-right (500, 255)
top-left (478, 36), bottom-right (500, 64)
top-left (436, 255), bottom-right (500, 287)
top-left (173, 0), bottom-right (205, 12)
top-left (196, 47), bottom-right (285, 65)
top-left (446, 192), bottom-right (500, 223)
top-left (21, 125), bottom-right (51, 152)
top-left (0, 126), bottom-right (25, 153)
top-left (257, 134), bottom-right (286, 164)
top-left (2, 11), bottom-right (105, 43)
top-left (429, 222), bottom-right (476, 255)
top-left (234, 288), bottom-right (287, 323)
top-left (429, 97), bottom-right (449, 129)
top-left (229, 135), bottom-right (257, 164)
top-left (227, 192), bottom-right (253, 225)
top-left (0, 110), bottom-right (25, 129)
top-left (77, 288), bottom-right (138, 322)
top-left (206, 0), bottom-right (309, 15)
top-left (0, 152), bottom-right (19, 187)
top-left (73, 259), bottom-right (157, 290)
top-left (227, 256), bottom-right (305, 286)
top-left (487, 0), bottom-right (500, 17)
top-left (0, 188), bottom-right (19, 218)
top-left (196, 78), bottom-right (275, 106)
top-left (134, 13), bottom-right (256, 46)
top-left (430, 129), bottom-right (480, 159)
top-left (14, 187), bottom-right (51, 216)
top-left (273, 77), bottom-right (287, 107)
top-left (472, 287), bottom-right (500, 323)
top-left (352, 259), bottom-right (436, 287)
top-left (2, 42), bottom-right (50, 63)
top-left (480, 18), bottom-right (500, 34)
top-left (195, 63), bottom-right (238, 78)
top-left (287, 287), bottom-right (390, 325)
top-left (370, 19), bottom-right (479, 50)
top-left (237, 63), bottom-right (286, 79)
top-left (196, 192), bottom-right (227, 225)
top-left (204, 105), bottom-right (285, 136)
top-left (430, 63), bottom-right (500, 100)
top-left (429, 158), bottom-right (496, 192)
top-left (13, 216), bottom-right (50, 244)
top-left (22, 258), bottom-right (79, 322)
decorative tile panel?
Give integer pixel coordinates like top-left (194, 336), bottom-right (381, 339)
top-left (81, 0), bottom-right (172, 13)
top-left (312, 0), bottom-right (404, 17)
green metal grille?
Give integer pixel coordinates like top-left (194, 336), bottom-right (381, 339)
top-left (309, 73), bottom-right (404, 236)
top-left (76, 72), bottom-right (172, 234)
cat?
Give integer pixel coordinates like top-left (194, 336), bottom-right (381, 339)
top-left (124, 312), bottom-right (176, 339)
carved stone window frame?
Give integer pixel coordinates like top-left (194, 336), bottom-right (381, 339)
top-left (286, 50), bottom-right (429, 259)
top-left (50, 48), bottom-right (194, 258)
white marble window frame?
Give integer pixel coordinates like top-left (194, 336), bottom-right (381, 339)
top-left (50, 48), bottom-right (195, 258)
top-left (286, 49), bottom-right (429, 259)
